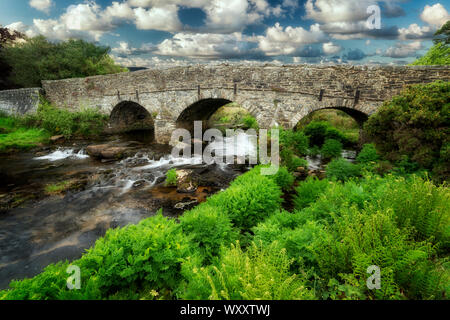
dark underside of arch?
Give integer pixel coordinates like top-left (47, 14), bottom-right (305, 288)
top-left (110, 101), bottom-right (154, 134)
top-left (177, 98), bottom-right (232, 132)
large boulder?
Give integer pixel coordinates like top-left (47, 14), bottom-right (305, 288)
top-left (86, 144), bottom-right (129, 160)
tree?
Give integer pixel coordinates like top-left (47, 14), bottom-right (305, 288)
top-left (0, 27), bottom-right (26, 89)
top-left (0, 36), bottom-right (127, 88)
top-left (411, 20), bottom-right (449, 66)
top-left (364, 81), bottom-right (449, 181)
top-left (434, 20), bottom-right (450, 46)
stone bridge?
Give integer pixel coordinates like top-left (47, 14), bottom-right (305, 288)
top-left (2, 65), bottom-right (449, 144)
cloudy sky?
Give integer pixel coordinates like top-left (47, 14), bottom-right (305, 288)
top-left (1, 0), bottom-right (449, 68)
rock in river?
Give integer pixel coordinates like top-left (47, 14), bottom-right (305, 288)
top-left (87, 144), bottom-right (129, 160)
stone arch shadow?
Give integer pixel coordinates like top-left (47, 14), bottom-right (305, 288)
top-left (109, 101), bottom-right (155, 135)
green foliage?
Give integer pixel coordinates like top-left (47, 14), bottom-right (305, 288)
top-left (364, 81), bottom-right (450, 181)
top-left (242, 115), bottom-right (259, 130)
top-left (412, 22), bottom-right (449, 65)
top-left (293, 177), bottom-right (330, 210)
top-left (0, 36), bottom-right (127, 88)
top-left (271, 166), bottom-right (295, 191)
top-left (326, 158), bottom-right (361, 181)
top-left (304, 121), bottom-right (350, 147)
top-left (320, 139), bottom-right (343, 160)
top-left (180, 205), bottom-right (238, 264)
top-left (165, 169), bottom-right (177, 187)
top-left (2, 166), bottom-right (448, 301)
top-left (411, 43), bottom-right (450, 66)
top-left (280, 148), bottom-right (308, 172)
top-left (434, 21), bottom-right (450, 46)
top-left (0, 127), bottom-right (50, 152)
top-left (180, 242), bottom-right (314, 300)
top-left (371, 175), bottom-right (450, 248)
top-left (78, 213), bottom-right (190, 297)
top-left (45, 181), bottom-right (73, 195)
top-left (207, 170), bottom-right (282, 231)
top-left (279, 128), bottom-right (309, 155)
top-left (357, 143), bottom-right (380, 164)
top-left (34, 98), bottom-right (106, 138)
top-left (254, 174), bottom-right (449, 300)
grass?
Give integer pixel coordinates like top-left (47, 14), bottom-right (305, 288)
top-left (0, 126), bottom-right (50, 152)
top-left (0, 98), bottom-right (108, 152)
top-left (44, 181), bottom-right (74, 195)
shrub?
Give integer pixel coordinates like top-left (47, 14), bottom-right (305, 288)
top-left (180, 205), bottom-right (238, 264)
top-left (279, 128), bottom-right (309, 155)
top-left (321, 139), bottom-right (343, 160)
top-left (304, 121), bottom-right (349, 147)
top-left (304, 121), bottom-right (329, 146)
top-left (293, 177), bottom-right (330, 210)
top-left (78, 213), bottom-right (191, 297)
top-left (371, 175), bottom-right (450, 248)
top-left (181, 242), bottom-right (314, 300)
top-left (271, 166), bottom-right (295, 191)
top-left (311, 204), bottom-right (445, 300)
top-left (280, 148), bottom-right (308, 172)
top-left (165, 169), bottom-right (177, 187)
top-left (242, 115), bottom-right (259, 130)
top-left (356, 143), bottom-right (379, 164)
top-left (326, 158), bottom-right (361, 181)
top-left (207, 169), bottom-right (282, 231)
top-left (364, 81), bottom-right (450, 181)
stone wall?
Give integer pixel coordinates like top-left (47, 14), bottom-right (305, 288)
top-left (0, 88), bottom-right (43, 115)
top-left (36, 64), bottom-right (450, 143)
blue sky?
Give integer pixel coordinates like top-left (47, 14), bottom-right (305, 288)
top-left (1, 0), bottom-right (449, 68)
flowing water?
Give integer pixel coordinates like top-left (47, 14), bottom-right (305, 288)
top-left (0, 133), bottom-right (356, 289)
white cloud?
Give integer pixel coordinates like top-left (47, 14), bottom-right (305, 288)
top-left (156, 32), bottom-right (257, 59)
top-left (133, 5), bottom-right (182, 31)
top-left (384, 41), bottom-right (423, 58)
top-left (256, 23), bottom-right (327, 56)
top-left (203, 0), bottom-right (261, 33)
top-left (323, 42), bottom-right (341, 54)
top-left (29, 0), bottom-right (53, 14)
top-left (305, 0), bottom-right (374, 24)
top-left (398, 23), bottom-right (435, 40)
top-left (420, 3), bottom-right (450, 28)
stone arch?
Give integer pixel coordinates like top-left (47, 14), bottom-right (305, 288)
top-left (109, 101), bottom-right (154, 134)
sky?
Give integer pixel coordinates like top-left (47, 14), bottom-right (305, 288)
top-left (0, 0), bottom-right (449, 68)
